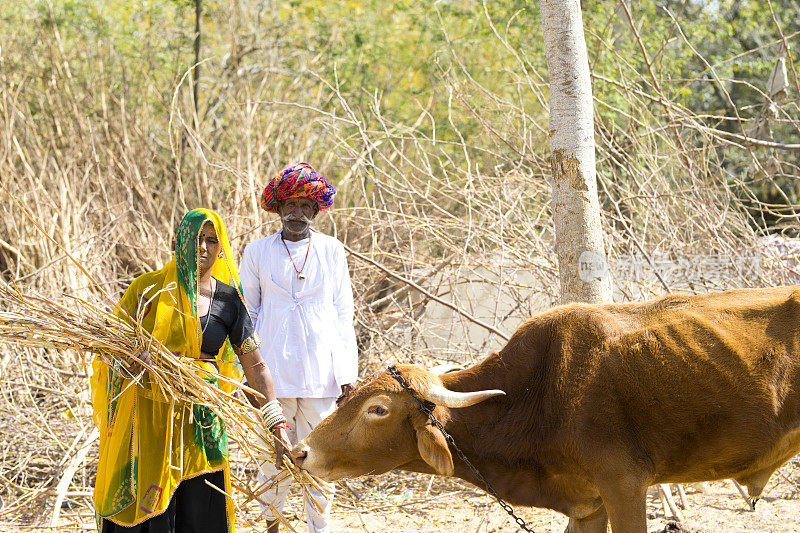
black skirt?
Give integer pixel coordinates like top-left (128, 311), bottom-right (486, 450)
top-left (101, 471), bottom-right (229, 533)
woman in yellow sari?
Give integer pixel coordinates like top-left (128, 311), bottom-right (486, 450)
top-left (91, 209), bottom-right (288, 532)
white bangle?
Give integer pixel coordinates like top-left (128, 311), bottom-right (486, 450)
top-left (265, 414), bottom-right (287, 429)
top-left (259, 400), bottom-right (287, 430)
top-left (259, 399), bottom-right (282, 418)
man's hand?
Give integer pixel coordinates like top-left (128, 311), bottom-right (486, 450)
top-left (272, 425), bottom-right (290, 468)
top-left (336, 383), bottom-right (355, 407)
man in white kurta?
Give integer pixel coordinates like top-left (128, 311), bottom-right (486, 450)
top-left (240, 162), bottom-right (357, 533)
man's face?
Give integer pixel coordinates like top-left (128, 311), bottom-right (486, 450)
top-left (278, 197), bottom-right (318, 238)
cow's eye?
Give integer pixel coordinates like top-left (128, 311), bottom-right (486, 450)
top-left (367, 405), bottom-right (388, 416)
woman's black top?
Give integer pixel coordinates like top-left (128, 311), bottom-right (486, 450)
top-left (198, 278), bottom-right (259, 356)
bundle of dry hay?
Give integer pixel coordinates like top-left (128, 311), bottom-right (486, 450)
top-left (0, 277), bottom-right (327, 531)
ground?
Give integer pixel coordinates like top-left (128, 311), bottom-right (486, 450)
top-left (249, 466), bottom-right (800, 533)
top-left (5, 461), bottom-right (798, 532)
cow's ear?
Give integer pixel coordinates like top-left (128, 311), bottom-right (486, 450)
top-left (416, 424), bottom-right (454, 476)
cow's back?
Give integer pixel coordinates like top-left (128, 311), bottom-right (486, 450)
top-left (496, 286), bottom-right (800, 485)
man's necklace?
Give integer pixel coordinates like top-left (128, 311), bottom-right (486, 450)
top-left (281, 233), bottom-right (311, 280)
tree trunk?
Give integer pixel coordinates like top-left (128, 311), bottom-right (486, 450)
top-left (192, 0), bottom-right (211, 207)
top-left (540, 0), bottom-right (613, 305)
top-left (193, 0), bottom-right (202, 122)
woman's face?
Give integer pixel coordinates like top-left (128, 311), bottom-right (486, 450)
top-left (198, 221), bottom-right (220, 276)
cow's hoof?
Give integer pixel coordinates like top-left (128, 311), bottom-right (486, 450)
top-left (654, 522), bottom-right (690, 533)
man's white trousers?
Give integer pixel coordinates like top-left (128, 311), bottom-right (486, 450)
top-left (258, 397), bottom-right (337, 533)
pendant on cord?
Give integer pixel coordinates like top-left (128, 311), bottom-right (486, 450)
top-left (281, 233), bottom-right (311, 282)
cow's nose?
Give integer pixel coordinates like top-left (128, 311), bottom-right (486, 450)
top-left (292, 442), bottom-right (309, 466)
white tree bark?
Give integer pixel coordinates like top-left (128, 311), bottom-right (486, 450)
top-left (540, 0), bottom-right (613, 305)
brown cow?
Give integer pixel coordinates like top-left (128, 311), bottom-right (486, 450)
top-left (294, 286), bottom-right (800, 532)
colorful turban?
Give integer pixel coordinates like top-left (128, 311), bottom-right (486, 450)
top-left (260, 162), bottom-right (336, 213)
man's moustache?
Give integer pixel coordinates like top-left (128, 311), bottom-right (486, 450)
top-left (282, 214), bottom-right (312, 224)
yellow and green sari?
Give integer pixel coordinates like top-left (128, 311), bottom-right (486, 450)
top-left (91, 209), bottom-right (247, 530)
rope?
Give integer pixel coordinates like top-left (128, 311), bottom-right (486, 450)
top-left (388, 365), bottom-right (536, 532)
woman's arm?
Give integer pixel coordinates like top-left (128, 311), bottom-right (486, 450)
top-left (239, 348), bottom-right (278, 405)
top-left (238, 348), bottom-right (290, 466)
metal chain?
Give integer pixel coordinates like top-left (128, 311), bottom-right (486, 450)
top-left (388, 365), bottom-right (536, 532)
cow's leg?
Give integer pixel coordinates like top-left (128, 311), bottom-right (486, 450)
top-left (736, 467), bottom-right (775, 510)
top-left (567, 505), bottom-right (609, 533)
top-left (732, 479), bottom-right (755, 510)
top-left (601, 485), bottom-right (648, 533)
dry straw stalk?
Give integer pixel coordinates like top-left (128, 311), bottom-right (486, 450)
top-left (0, 277), bottom-right (326, 518)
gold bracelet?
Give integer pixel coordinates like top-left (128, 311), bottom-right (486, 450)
top-left (233, 333), bottom-right (261, 356)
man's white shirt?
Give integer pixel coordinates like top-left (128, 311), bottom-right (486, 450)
top-left (239, 230), bottom-right (358, 398)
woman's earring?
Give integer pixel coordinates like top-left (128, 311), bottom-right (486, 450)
top-left (218, 252), bottom-right (224, 258)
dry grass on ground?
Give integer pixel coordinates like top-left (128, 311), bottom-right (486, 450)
top-left (10, 459), bottom-right (797, 533)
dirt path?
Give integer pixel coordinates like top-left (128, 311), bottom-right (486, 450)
top-left (235, 463), bottom-right (800, 533)
top-left (6, 462), bottom-right (798, 532)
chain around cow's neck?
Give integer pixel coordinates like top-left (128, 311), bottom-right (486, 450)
top-left (387, 365), bottom-right (536, 533)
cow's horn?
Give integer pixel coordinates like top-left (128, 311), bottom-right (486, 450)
top-left (422, 384), bottom-right (505, 408)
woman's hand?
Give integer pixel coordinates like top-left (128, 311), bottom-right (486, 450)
top-left (116, 350), bottom-right (151, 377)
top-left (271, 425), bottom-right (290, 468)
